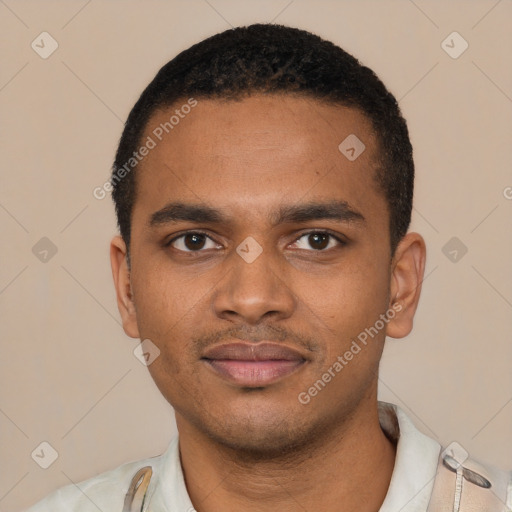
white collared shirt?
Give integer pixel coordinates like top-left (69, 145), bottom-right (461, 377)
top-left (24, 402), bottom-right (465, 511)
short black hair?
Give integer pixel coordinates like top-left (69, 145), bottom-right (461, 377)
top-left (112, 23), bottom-right (414, 258)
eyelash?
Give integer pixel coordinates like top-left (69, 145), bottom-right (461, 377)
top-left (164, 230), bottom-right (346, 253)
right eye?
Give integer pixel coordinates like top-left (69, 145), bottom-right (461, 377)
top-left (167, 232), bottom-right (221, 252)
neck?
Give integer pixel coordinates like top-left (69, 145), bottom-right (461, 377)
top-left (177, 399), bottom-right (397, 512)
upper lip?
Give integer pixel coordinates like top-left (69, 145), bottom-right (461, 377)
top-left (202, 342), bottom-right (307, 361)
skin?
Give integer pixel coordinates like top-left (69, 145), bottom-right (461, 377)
top-left (111, 94), bottom-right (426, 512)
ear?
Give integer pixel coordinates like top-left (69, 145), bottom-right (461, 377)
top-left (110, 235), bottom-right (140, 339)
top-left (386, 232), bottom-right (426, 339)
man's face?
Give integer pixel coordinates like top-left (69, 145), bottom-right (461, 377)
top-left (121, 95), bottom-right (397, 454)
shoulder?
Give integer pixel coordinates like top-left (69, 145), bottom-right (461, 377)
top-left (461, 456), bottom-right (512, 509)
top-left (24, 454), bottom-right (162, 512)
top-left (429, 450), bottom-right (512, 511)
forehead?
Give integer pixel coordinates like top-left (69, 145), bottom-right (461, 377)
top-left (133, 95), bottom-right (385, 225)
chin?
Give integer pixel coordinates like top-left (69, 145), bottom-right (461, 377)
top-left (195, 407), bottom-right (319, 460)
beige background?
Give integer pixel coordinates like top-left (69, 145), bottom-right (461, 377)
top-left (1, 1), bottom-right (511, 510)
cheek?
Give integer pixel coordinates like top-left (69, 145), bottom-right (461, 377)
top-left (300, 263), bottom-right (390, 398)
top-left (129, 260), bottom-right (225, 391)
top-left (294, 256), bottom-right (390, 333)
top-left (131, 258), bottom-right (208, 335)
top-left (294, 262), bottom-right (391, 386)
top-left (132, 267), bottom-right (203, 401)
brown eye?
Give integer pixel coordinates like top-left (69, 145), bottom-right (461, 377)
top-left (308, 233), bottom-right (329, 250)
top-left (169, 233), bottom-right (219, 252)
top-left (184, 233), bottom-right (206, 250)
top-left (290, 232), bottom-right (344, 251)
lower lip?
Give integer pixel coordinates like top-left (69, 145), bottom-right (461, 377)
top-left (204, 359), bottom-right (305, 387)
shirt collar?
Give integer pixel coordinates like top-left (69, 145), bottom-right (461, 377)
top-left (378, 401), bottom-right (441, 512)
top-left (143, 435), bottom-right (194, 511)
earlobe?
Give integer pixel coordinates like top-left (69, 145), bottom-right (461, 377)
top-left (386, 232), bottom-right (426, 339)
top-left (110, 235), bottom-right (140, 339)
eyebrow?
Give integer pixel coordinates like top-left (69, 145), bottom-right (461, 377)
top-left (148, 200), bottom-right (365, 228)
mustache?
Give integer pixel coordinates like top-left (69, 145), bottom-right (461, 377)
top-left (190, 324), bottom-right (319, 356)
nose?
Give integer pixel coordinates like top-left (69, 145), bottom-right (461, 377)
top-left (212, 242), bottom-right (296, 325)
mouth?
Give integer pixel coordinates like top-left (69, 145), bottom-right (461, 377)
top-left (201, 342), bottom-right (308, 387)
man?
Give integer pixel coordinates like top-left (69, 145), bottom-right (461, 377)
top-left (27, 23), bottom-right (511, 512)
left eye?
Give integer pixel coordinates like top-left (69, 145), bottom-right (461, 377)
top-left (291, 232), bottom-right (342, 251)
